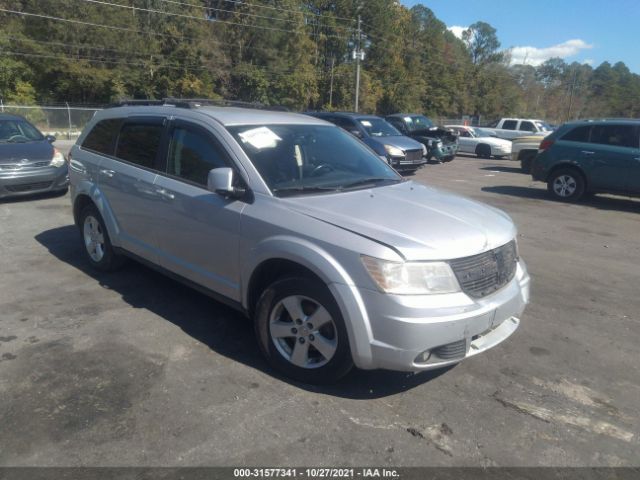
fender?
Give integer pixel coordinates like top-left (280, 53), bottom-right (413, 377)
top-left (72, 178), bottom-right (122, 248)
top-left (242, 235), bottom-right (376, 369)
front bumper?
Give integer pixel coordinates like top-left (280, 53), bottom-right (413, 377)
top-left (431, 143), bottom-right (458, 160)
top-left (0, 165), bottom-right (69, 199)
top-left (334, 260), bottom-right (530, 372)
top-left (388, 155), bottom-right (428, 170)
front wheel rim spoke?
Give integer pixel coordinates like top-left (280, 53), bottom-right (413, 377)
top-left (270, 321), bottom-right (294, 338)
top-left (312, 334), bottom-right (337, 360)
top-left (290, 340), bottom-right (310, 367)
top-left (308, 305), bottom-right (332, 329)
top-left (281, 296), bottom-right (305, 322)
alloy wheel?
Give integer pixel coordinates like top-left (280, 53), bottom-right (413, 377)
top-left (553, 174), bottom-right (577, 197)
top-left (83, 214), bottom-right (105, 262)
top-left (269, 295), bottom-right (338, 369)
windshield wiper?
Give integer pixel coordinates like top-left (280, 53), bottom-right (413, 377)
top-left (272, 185), bottom-right (337, 197)
top-left (339, 177), bottom-right (400, 190)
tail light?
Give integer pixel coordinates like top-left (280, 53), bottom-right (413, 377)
top-left (539, 138), bottom-right (554, 152)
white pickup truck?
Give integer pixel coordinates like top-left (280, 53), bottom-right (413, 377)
top-left (486, 118), bottom-right (553, 140)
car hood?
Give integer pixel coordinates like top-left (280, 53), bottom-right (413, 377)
top-left (411, 126), bottom-right (458, 141)
top-left (367, 135), bottom-right (425, 151)
top-left (282, 181), bottom-right (516, 261)
top-left (0, 141), bottom-right (53, 164)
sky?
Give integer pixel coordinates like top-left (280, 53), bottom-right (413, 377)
top-left (401, 0), bottom-right (640, 73)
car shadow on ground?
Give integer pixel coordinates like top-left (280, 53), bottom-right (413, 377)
top-left (35, 225), bottom-right (452, 400)
top-left (482, 185), bottom-right (640, 213)
top-left (480, 165), bottom-right (524, 174)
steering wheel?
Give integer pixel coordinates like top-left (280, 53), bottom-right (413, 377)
top-left (7, 134), bottom-right (29, 143)
top-left (310, 163), bottom-right (335, 177)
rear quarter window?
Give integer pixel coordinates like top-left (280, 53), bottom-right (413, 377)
top-left (81, 119), bottom-right (122, 155)
top-left (561, 125), bottom-right (591, 143)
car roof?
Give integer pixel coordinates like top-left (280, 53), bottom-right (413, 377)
top-left (308, 111), bottom-right (384, 120)
top-left (0, 113), bottom-right (27, 121)
top-left (563, 118), bottom-right (640, 127)
top-left (95, 104), bottom-right (330, 127)
top-left (386, 113), bottom-right (427, 118)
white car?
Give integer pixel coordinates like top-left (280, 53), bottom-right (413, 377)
top-left (447, 125), bottom-right (512, 159)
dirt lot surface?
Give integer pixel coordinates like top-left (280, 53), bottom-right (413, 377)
top-left (1, 153), bottom-right (639, 466)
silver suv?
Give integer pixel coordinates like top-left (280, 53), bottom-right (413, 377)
top-left (69, 100), bottom-right (530, 383)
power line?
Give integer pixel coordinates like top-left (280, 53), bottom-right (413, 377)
top-left (218, 0), bottom-right (356, 24)
top-left (77, 0), bottom-right (350, 39)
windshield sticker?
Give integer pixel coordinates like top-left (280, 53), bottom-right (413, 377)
top-left (360, 120), bottom-right (372, 127)
top-left (238, 126), bottom-right (282, 150)
top-left (403, 116), bottom-right (412, 122)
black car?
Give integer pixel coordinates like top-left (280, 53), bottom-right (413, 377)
top-left (305, 112), bottom-right (427, 172)
top-left (385, 114), bottom-right (459, 162)
top-left (0, 114), bottom-right (69, 199)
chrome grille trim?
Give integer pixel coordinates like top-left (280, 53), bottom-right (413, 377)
top-left (449, 241), bottom-right (518, 299)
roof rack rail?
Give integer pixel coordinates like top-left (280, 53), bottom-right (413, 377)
top-left (110, 98), bottom-right (290, 112)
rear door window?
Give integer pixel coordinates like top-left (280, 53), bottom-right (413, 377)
top-left (82, 119), bottom-right (122, 155)
top-left (166, 123), bottom-right (230, 186)
top-left (502, 120), bottom-right (517, 130)
top-left (589, 125), bottom-right (639, 149)
top-left (519, 121), bottom-right (535, 132)
top-left (561, 126), bottom-right (591, 143)
top-left (115, 120), bottom-right (165, 168)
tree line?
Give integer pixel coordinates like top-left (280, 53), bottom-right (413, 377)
top-left (1, 0), bottom-right (640, 124)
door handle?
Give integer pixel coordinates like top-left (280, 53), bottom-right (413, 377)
top-left (581, 150), bottom-right (595, 155)
top-left (155, 187), bottom-right (175, 200)
top-left (99, 169), bottom-right (115, 178)
top-left (634, 157), bottom-right (640, 161)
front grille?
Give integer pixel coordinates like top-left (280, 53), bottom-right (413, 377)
top-left (433, 339), bottom-right (468, 360)
top-left (449, 241), bottom-right (518, 298)
top-left (5, 181), bottom-right (52, 193)
top-left (405, 149), bottom-right (423, 162)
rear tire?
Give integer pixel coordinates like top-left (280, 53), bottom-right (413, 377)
top-left (79, 204), bottom-right (125, 271)
top-left (547, 168), bottom-right (586, 202)
top-left (476, 144), bottom-right (491, 159)
top-left (254, 276), bottom-right (353, 384)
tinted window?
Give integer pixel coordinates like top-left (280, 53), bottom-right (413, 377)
top-left (519, 121), bottom-right (535, 132)
top-left (562, 126), bottom-right (591, 143)
top-left (115, 122), bottom-right (164, 168)
top-left (502, 120), bottom-right (517, 130)
top-left (167, 126), bottom-right (228, 185)
top-left (331, 117), bottom-right (356, 130)
top-left (82, 119), bottom-right (122, 155)
top-left (590, 125), bottom-right (639, 148)
top-left (0, 119), bottom-right (44, 143)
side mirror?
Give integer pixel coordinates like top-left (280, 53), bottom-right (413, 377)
top-left (207, 167), bottom-right (245, 198)
top-left (45, 135), bottom-right (56, 143)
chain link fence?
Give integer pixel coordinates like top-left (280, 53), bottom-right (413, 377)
top-left (0, 103), bottom-right (103, 139)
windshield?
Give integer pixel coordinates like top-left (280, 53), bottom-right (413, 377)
top-left (472, 127), bottom-right (495, 138)
top-left (0, 119), bottom-right (45, 143)
top-left (535, 121), bottom-right (553, 132)
top-left (404, 115), bottom-right (434, 132)
top-left (358, 118), bottom-right (401, 137)
top-left (227, 124), bottom-right (402, 196)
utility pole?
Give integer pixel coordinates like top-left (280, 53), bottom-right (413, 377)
top-left (567, 69), bottom-right (578, 121)
top-left (353, 15), bottom-right (363, 112)
top-left (329, 57), bottom-right (335, 108)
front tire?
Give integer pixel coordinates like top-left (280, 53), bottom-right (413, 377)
top-left (547, 168), bottom-right (586, 202)
top-left (79, 204), bottom-right (125, 271)
top-left (254, 277), bottom-right (353, 384)
top-left (476, 144), bottom-right (491, 159)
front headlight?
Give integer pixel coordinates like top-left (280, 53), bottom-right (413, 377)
top-left (384, 144), bottom-right (404, 157)
top-left (49, 149), bottom-right (65, 167)
top-left (361, 255), bottom-right (460, 295)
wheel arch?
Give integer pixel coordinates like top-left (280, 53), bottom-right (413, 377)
top-left (546, 162), bottom-right (588, 188)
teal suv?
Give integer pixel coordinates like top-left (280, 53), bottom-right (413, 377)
top-left (532, 119), bottom-right (640, 201)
